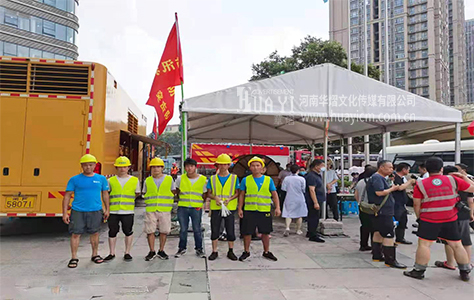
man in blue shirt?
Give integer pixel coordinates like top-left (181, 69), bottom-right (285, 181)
top-left (305, 159), bottom-right (326, 243)
top-left (62, 154), bottom-right (110, 268)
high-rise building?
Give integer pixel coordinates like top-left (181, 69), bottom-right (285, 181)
top-left (448, 0), bottom-right (466, 105)
top-left (0, 0), bottom-right (78, 60)
top-left (329, 0), bottom-right (466, 106)
top-left (466, 19), bottom-right (474, 104)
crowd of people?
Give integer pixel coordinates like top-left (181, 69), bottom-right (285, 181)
top-left (62, 153), bottom-right (473, 282)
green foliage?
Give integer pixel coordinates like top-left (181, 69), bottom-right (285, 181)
top-left (250, 35), bottom-right (380, 81)
top-left (150, 131), bottom-right (182, 156)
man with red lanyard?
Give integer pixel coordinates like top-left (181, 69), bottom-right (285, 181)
top-left (404, 157), bottom-right (474, 281)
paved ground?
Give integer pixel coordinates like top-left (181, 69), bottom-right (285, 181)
top-left (0, 208), bottom-right (473, 300)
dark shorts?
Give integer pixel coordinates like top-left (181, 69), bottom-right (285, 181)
top-left (373, 215), bottom-right (395, 238)
top-left (69, 209), bottom-right (103, 235)
top-left (210, 210), bottom-right (236, 241)
top-left (438, 220), bottom-right (471, 246)
top-left (418, 219), bottom-right (461, 242)
top-left (108, 214), bottom-right (134, 237)
top-left (241, 211), bottom-right (273, 235)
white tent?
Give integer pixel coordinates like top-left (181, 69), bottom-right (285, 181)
top-left (182, 64), bottom-right (462, 145)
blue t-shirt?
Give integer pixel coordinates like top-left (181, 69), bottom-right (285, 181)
top-left (206, 174), bottom-right (240, 191)
top-left (238, 175), bottom-right (277, 192)
top-left (66, 173), bottom-right (109, 212)
top-left (367, 173), bottom-right (395, 216)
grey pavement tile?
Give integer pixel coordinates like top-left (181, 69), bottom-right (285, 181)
top-left (414, 284), bottom-right (474, 300)
top-left (169, 271), bottom-right (208, 293)
top-left (168, 292), bottom-right (209, 300)
top-left (174, 253), bottom-right (206, 271)
top-left (308, 253), bottom-right (375, 269)
top-left (281, 288), bottom-right (359, 300)
top-left (211, 289), bottom-right (286, 300)
top-left (350, 286), bottom-right (433, 300)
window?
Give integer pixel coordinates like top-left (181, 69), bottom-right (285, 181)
top-left (67, 27), bottom-right (74, 43)
top-left (0, 41), bottom-right (3, 55)
top-left (31, 17), bottom-right (43, 34)
top-left (43, 51), bottom-right (55, 59)
top-left (351, 18), bottom-right (359, 25)
top-left (56, 24), bottom-right (66, 41)
top-left (55, 54), bottom-right (66, 59)
top-left (394, 7), bottom-right (404, 15)
top-left (4, 42), bottom-right (17, 56)
top-left (394, 0), bottom-right (403, 7)
top-left (4, 10), bottom-right (18, 27)
top-left (43, 20), bottom-right (56, 37)
top-left (421, 50), bottom-right (428, 58)
top-left (0, 7), bottom-right (5, 24)
top-left (396, 24), bottom-right (404, 32)
top-left (18, 45), bottom-right (29, 57)
top-left (395, 17), bottom-right (404, 24)
top-left (30, 48), bottom-right (42, 58)
top-left (56, 0), bottom-right (67, 11)
top-left (18, 14), bottom-right (30, 31)
top-left (44, 0), bottom-right (56, 6)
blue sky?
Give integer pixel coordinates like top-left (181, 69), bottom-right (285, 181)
top-left (76, 0), bottom-right (474, 132)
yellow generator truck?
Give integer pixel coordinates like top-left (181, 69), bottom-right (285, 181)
top-left (0, 56), bottom-right (165, 217)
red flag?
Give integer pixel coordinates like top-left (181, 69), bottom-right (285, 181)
top-left (146, 15), bottom-right (183, 135)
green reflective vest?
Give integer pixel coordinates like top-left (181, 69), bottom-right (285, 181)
top-left (244, 175), bottom-right (273, 212)
top-left (109, 176), bottom-right (138, 214)
top-left (144, 175), bottom-right (174, 212)
top-left (210, 174), bottom-right (238, 211)
top-left (178, 174), bottom-right (207, 208)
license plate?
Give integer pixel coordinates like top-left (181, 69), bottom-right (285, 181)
top-left (4, 196), bottom-right (35, 209)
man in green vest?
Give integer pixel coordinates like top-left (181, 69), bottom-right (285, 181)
top-left (143, 157), bottom-right (176, 261)
top-left (104, 156), bottom-right (140, 262)
top-left (238, 156), bottom-right (281, 262)
top-left (175, 158), bottom-right (208, 258)
top-left (207, 154), bottom-right (240, 261)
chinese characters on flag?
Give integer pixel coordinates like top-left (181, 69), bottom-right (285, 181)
top-left (146, 17), bottom-right (183, 135)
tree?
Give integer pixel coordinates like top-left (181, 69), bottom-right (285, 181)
top-left (250, 36), bottom-right (380, 81)
top-left (149, 131), bottom-right (182, 156)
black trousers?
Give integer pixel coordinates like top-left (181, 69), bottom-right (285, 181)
top-left (211, 210), bottom-right (236, 241)
top-left (358, 209), bottom-right (373, 247)
top-left (326, 193), bottom-right (339, 221)
top-left (394, 209), bottom-right (408, 242)
top-left (307, 202), bottom-right (321, 238)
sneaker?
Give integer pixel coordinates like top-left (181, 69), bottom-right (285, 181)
top-left (104, 254), bottom-right (115, 261)
top-left (124, 254), bottom-right (133, 261)
top-left (262, 251), bottom-right (278, 261)
top-left (218, 233), bottom-right (227, 241)
top-left (283, 230), bottom-right (290, 237)
top-left (227, 249), bottom-right (238, 261)
top-left (145, 251), bottom-right (156, 261)
top-left (359, 246), bottom-right (372, 251)
top-left (208, 251), bottom-right (218, 261)
top-left (157, 250), bottom-right (169, 260)
top-left (175, 248), bottom-right (186, 258)
top-left (196, 249), bottom-right (206, 258)
top-left (460, 270), bottom-right (471, 282)
top-left (239, 251), bottom-right (251, 261)
top-left (296, 230), bottom-right (303, 235)
top-left (305, 232), bottom-right (310, 238)
top-left (403, 269), bottom-right (425, 280)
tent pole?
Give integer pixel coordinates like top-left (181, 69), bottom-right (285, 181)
top-left (323, 119), bottom-right (329, 220)
top-left (348, 137), bottom-right (353, 168)
top-left (181, 109), bottom-right (187, 172)
top-left (364, 135), bottom-right (370, 166)
top-left (340, 138), bottom-right (345, 194)
top-left (382, 132), bottom-right (387, 160)
top-left (455, 122), bottom-right (461, 164)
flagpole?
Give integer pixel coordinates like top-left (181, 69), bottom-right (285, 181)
top-left (175, 12), bottom-right (186, 172)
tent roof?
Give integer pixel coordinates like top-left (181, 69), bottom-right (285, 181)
top-left (182, 63), bottom-right (462, 145)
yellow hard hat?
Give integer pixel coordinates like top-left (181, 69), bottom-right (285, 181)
top-left (114, 156), bottom-right (131, 167)
top-left (80, 154), bottom-right (97, 164)
top-left (149, 157), bottom-right (165, 167)
top-left (216, 154), bottom-right (232, 164)
top-left (248, 156), bottom-right (265, 167)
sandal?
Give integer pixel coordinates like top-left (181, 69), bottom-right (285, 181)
top-left (91, 255), bottom-right (104, 264)
top-left (104, 254), bottom-right (115, 261)
top-left (434, 260), bottom-right (456, 270)
top-left (68, 258), bottom-right (79, 268)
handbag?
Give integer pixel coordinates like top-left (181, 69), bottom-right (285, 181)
top-left (359, 177), bottom-right (391, 216)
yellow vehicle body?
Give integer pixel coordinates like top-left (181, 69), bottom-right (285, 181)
top-left (0, 56), bottom-right (153, 217)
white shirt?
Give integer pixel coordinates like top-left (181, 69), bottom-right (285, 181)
top-left (422, 172), bottom-right (429, 179)
top-left (325, 169), bottom-right (339, 193)
top-left (108, 175), bottom-right (141, 193)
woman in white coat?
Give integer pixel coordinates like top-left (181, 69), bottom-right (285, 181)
top-left (282, 164), bottom-right (308, 236)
